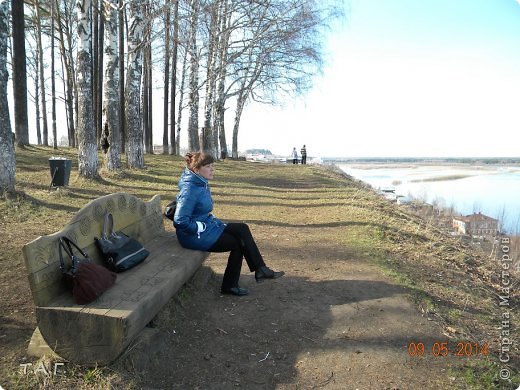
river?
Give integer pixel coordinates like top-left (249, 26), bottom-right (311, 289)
top-left (338, 163), bottom-right (520, 234)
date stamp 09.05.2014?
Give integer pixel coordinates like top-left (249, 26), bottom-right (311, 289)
top-left (407, 341), bottom-right (489, 358)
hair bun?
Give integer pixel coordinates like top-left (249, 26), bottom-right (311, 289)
top-left (185, 153), bottom-right (193, 165)
top-left (185, 152), bottom-right (214, 170)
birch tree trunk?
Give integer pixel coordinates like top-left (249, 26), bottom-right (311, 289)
top-left (11, 0), bottom-right (29, 147)
top-left (125, 0), bottom-right (145, 168)
top-left (94, 0), bottom-right (105, 146)
top-left (55, 2), bottom-right (76, 148)
top-left (162, 0), bottom-right (171, 154)
top-left (187, 0), bottom-right (200, 152)
top-left (0, 0), bottom-right (16, 193)
top-left (29, 35), bottom-right (42, 145)
top-left (231, 60), bottom-right (262, 158)
top-left (147, 44), bottom-right (152, 152)
top-left (35, 60), bottom-right (42, 145)
top-left (51, 0), bottom-right (57, 149)
top-left (171, 0), bottom-right (181, 155)
top-left (93, 0), bottom-right (99, 142)
top-left (231, 88), bottom-right (246, 159)
top-left (142, 3), bottom-right (153, 155)
top-left (34, 0), bottom-right (49, 146)
top-left (176, 46), bottom-right (188, 155)
top-left (77, 0), bottom-right (99, 178)
top-left (118, 0), bottom-right (125, 153)
top-left (143, 16), bottom-right (153, 154)
top-left (201, 1), bottom-right (219, 158)
top-left (101, 0), bottom-right (121, 170)
top-left (214, 0), bottom-right (230, 159)
top-left (141, 43), bottom-right (150, 153)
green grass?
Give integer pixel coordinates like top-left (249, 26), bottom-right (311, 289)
top-left (449, 360), bottom-right (519, 390)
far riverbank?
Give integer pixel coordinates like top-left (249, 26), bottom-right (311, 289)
top-left (337, 162), bottom-right (520, 234)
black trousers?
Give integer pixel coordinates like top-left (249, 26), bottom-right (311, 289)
top-left (208, 223), bottom-right (266, 288)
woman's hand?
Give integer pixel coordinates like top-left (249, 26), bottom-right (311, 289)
top-left (196, 221), bottom-right (207, 234)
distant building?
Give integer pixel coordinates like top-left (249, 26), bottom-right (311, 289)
top-left (452, 212), bottom-right (498, 237)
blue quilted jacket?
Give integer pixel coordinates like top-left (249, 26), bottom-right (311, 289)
top-left (173, 168), bottom-right (226, 250)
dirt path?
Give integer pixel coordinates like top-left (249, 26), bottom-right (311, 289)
top-left (136, 226), bottom-right (462, 389)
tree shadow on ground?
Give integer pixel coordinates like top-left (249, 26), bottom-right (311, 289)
top-left (14, 193), bottom-right (80, 214)
top-left (226, 218), bottom-right (431, 244)
top-left (132, 270), bottom-right (449, 389)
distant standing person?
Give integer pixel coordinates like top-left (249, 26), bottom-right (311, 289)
top-left (291, 147), bottom-right (298, 164)
top-left (300, 145), bottom-right (307, 165)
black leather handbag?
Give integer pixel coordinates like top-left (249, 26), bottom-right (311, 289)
top-left (95, 213), bottom-right (150, 272)
top-left (164, 199), bottom-right (177, 221)
top-left (59, 236), bottom-right (116, 304)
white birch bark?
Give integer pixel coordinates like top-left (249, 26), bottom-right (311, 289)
top-left (214, 0), bottom-right (230, 158)
top-left (163, 1), bottom-right (171, 154)
top-left (0, 0), bottom-right (15, 193)
top-left (169, 0), bottom-right (179, 155)
top-left (201, 1), bottom-right (219, 157)
top-left (50, 0), bottom-right (57, 149)
top-left (125, 0), bottom-right (145, 168)
top-left (76, 0), bottom-right (99, 178)
top-left (176, 46), bottom-right (188, 155)
top-left (231, 87), bottom-right (246, 159)
top-left (101, 0), bottom-right (121, 170)
top-left (187, 0), bottom-right (200, 152)
top-left (33, 49), bottom-right (42, 145)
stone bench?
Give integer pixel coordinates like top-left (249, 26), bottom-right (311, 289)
top-left (22, 192), bottom-right (208, 365)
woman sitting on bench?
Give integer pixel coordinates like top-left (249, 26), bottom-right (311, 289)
top-left (173, 152), bottom-right (284, 296)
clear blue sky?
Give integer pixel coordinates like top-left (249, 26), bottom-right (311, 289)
top-left (238, 0), bottom-right (520, 158)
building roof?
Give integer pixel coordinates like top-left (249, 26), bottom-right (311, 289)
top-left (453, 212), bottom-right (498, 223)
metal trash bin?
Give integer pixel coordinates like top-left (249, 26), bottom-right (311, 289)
top-left (49, 157), bottom-right (72, 187)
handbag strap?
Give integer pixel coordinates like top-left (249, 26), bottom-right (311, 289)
top-left (58, 236), bottom-right (90, 271)
top-left (102, 213), bottom-right (115, 239)
top-left (58, 238), bottom-right (70, 271)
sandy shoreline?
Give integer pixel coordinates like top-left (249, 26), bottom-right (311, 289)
top-left (337, 163), bottom-right (520, 182)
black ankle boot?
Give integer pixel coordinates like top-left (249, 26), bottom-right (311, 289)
top-left (255, 266), bottom-right (285, 283)
top-left (221, 286), bottom-right (249, 296)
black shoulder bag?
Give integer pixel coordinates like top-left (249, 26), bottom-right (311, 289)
top-left (95, 213), bottom-right (150, 272)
